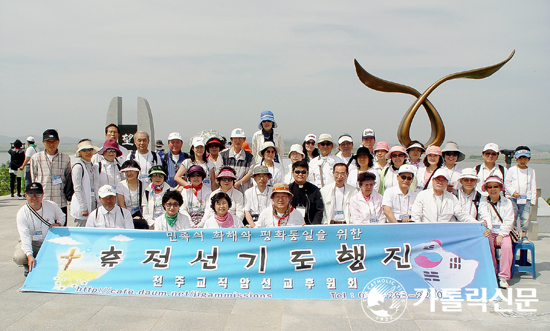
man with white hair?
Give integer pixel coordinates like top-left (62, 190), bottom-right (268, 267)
top-left (309, 133), bottom-right (343, 188)
top-left (86, 185), bottom-right (134, 229)
top-left (161, 132), bottom-right (189, 187)
top-left (411, 169), bottom-right (478, 223)
top-left (126, 131), bottom-right (161, 185)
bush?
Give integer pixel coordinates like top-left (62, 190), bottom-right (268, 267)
top-left (0, 162), bottom-right (11, 195)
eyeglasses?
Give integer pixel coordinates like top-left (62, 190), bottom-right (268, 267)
top-left (220, 178), bottom-right (233, 182)
top-left (392, 154), bottom-right (406, 158)
top-left (318, 142), bottom-right (332, 147)
top-left (484, 152), bottom-right (498, 156)
top-left (461, 178), bottom-right (477, 183)
top-left (105, 149), bottom-right (117, 153)
top-left (26, 193), bottom-right (43, 197)
top-left (165, 203), bottom-right (180, 208)
top-left (445, 152), bottom-right (459, 157)
top-left (294, 170), bottom-right (307, 175)
top-left (305, 141), bottom-right (315, 145)
top-left (81, 148), bottom-right (93, 152)
top-left (151, 174), bottom-right (164, 178)
top-left (486, 185), bottom-right (501, 189)
top-left (399, 175), bottom-right (413, 181)
top-left (189, 173), bottom-right (202, 177)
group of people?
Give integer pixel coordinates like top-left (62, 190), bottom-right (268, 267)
top-left (12, 111), bottom-right (537, 288)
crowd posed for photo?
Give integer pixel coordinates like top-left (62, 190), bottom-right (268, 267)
top-left (11, 110), bottom-right (538, 288)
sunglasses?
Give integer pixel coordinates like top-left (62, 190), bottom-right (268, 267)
top-left (318, 142), bottom-right (332, 147)
top-left (399, 175), bottom-right (413, 181)
top-left (445, 152), bottom-right (459, 157)
top-left (26, 193), bottom-right (43, 197)
top-left (486, 185), bottom-right (501, 189)
top-left (81, 148), bottom-right (94, 153)
top-left (105, 148), bottom-right (117, 153)
top-left (165, 203), bottom-right (180, 208)
top-left (294, 170), bottom-right (307, 175)
top-left (305, 141), bottom-right (315, 145)
top-left (484, 152), bottom-right (498, 156)
top-left (392, 154), bottom-right (406, 158)
top-left (220, 178), bottom-right (233, 182)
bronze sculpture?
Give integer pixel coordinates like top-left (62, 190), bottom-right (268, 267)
top-left (354, 51), bottom-right (515, 147)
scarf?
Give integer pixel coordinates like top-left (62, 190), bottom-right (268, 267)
top-left (273, 205), bottom-right (294, 226)
top-left (152, 182), bottom-right (164, 193)
top-left (184, 183), bottom-right (203, 197)
top-left (29, 143), bottom-right (37, 148)
top-left (165, 213), bottom-right (178, 227)
top-left (362, 193), bottom-right (371, 202)
top-left (262, 129), bottom-right (274, 142)
top-left (214, 212), bottom-right (234, 228)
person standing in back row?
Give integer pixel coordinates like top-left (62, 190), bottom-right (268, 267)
top-left (19, 136), bottom-right (39, 189)
top-left (30, 129), bottom-right (72, 225)
top-left (251, 111), bottom-right (285, 164)
top-left (8, 139), bottom-right (25, 198)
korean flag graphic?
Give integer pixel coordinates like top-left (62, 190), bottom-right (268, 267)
top-left (411, 240), bottom-right (479, 291)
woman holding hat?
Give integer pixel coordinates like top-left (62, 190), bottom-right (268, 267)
top-left (175, 137), bottom-right (216, 191)
top-left (441, 141), bottom-right (465, 193)
top-left (154, 190), bottom-right (192, 231)
top-left (198, 166), bottom-right (244, 227)
top-left (479, 176), bottom-right (514, 289)
top-left (95, 139), bottom-right (123, 189)
top-left (347, 147), bottom-right (380, 192)
top-left (203, 192), bottom-right (244, 228)
top-left (180, 165), bottom-right (212, 227)
top-left (302, 134), bottom-right (320, 163)
top-left (206, 137), bottom-right (225, 175)
top-left (142, 165), bottom-right (170, 229)
top-left (70, 139), bottom-right (100, 227)
top-left (406, 140), bottom-right (426, 170)
top-left (372, 141), bottom-right (389, 174)
top-left (379, 145), bottom-right (412, 195)
top-left (116, 160), bottom-right (148, 228)
top-left (416, 145), bottom-right (444, 192)
top-left (257, 141), bottom-right (284, 187)
top-left (350, 172), bottom-right (384, 224)
top-left (251, 110), bottom-right (285, 164)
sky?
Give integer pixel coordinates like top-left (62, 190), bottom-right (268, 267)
top-left (1, 1), bottom-right (549, 150)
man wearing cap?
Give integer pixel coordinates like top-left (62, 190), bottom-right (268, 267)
top-left (126, 131), bottom-right (162, 185)
top-left (283, 144), bottom-right (305, 184)
top-left (162, 132), bottom-right (189, 187)
top-left (19, 136), bottom-right (40, 189)
top-left (92, 124), bottom-right (129, 164)
top-left (361, 128), bottom-right (376, 154)
top-left (382, 165), bottom-right (418, 223)
top-left (288, 160), bottom-right (324, 225)
top-left (336, 134), bottom-right (355, 166)
top-left (244, 165), bottom-right (273, 227)
top-left (475, 143), bottom-right (506, 196)
top-left (30, 129), bottom-right (72, 224)
top-left (251, 110), bottom-right (285, 164)
top-left (321, 163), bottom-right (356, 224)
top-left (86, 185), bottom-right (134, 229)
top-left (13, 183), bottom-right (63, 276)
top-left (309, 133), bottom-right (344, 188)
top-left (411, 169), bottom-right (478, 223)
top-left (220, 128), bottom-right (255, 194)
top-left (256, 183), bottom-right (305, 227)
top-left (455, 168), bottom-right (482, 219)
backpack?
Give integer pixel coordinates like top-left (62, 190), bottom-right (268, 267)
top-left (64, 163), bottom-right (84, 202)
top-left (129, 150), bottom-right (161, 165)
top-left (475, 164), bottom-right (505, 180)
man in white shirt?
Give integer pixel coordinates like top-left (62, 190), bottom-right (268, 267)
top-left (411, 169), bottom-right (477, 223)
top-left (383, 165), bottom-right (418, 223)
top-left (126, 131), bottom-right (161, 185)
top-left (455, 168), bottom-right (482, 219)
top-left (162, 132), bottom-right (189, 187)
top-left (321, 163), bottom-right (356, 224)
top-left (220, 128), bottom-right (255, 194)
top-left (336, 134), bottom-right (354, 166)
top-left (86, 185), bottom-right (134, 229)
top-left (244, 165), bottom-right (273, 227)
top-left (256, 183), bottom-right (305, 227)
top-left (475, 143), bottom-right (506, 196)
top-left (13, 182), bottom-right (63, 276)
top-left (309, 133), bottom-right (344, 188)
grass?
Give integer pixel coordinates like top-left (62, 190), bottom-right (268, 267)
top-left (0, 161), bottom-right (24, 196)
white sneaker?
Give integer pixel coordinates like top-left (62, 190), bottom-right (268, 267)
top-left (499, 277), bottom-right (509, 289)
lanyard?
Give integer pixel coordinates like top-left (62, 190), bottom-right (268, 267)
top-left (254, 188), bottom-right (269, 214)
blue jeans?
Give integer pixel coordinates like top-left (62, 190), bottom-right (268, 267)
top-left (511, 198), bottom-right (531, 232)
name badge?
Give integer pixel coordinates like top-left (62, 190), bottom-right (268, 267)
top-left (370, 218), bottom-right (379, 223)
top-left (52, 175), bottom-right (62, 186)
top-left (492, 224), bottom-right (501, 233)
top-left (334, 210), bottom-right (344, 221)
top-left (517, 195), bottom-right (527, 205)
top-left (140, 174), bottom-right (149, 180)
top-left (203, 179), bottom-right (210, 185)
top-left (32, 231), bottom-right (43, 241)
top-left (296, 206), bottom-right (306, 217)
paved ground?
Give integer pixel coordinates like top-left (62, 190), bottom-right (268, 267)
top-left (1, 195), bottom-right (549, 330)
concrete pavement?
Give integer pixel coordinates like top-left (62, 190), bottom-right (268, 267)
top-left (1, 195), bottom-right (549, 330)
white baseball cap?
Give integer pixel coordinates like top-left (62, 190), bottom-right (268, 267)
top-left (231, 128), bottom-right (246, 138)
top-left (98, 185), bottom-right (116, 198)
top-left (362, 128), bottom-right (375, 138)
top-left (192, 137), bottom-right (205, 147)
top-left (397, 164), bottom-right (416, 175)
top-left (27, 136), bottom-right (35, 143)
top-left (304, 134), bottom-right (316, 143)
top-left (338, 135), bottom-right (353, 145)
top-left (432, 169), bottom-right (450, 181)
top-left (167, 132), bottom-right (183, 142)
top-left (483, 143), bottom-right (500, 153)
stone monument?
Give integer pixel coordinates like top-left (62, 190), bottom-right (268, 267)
top-left (105, 96), bottom-right (155, 151)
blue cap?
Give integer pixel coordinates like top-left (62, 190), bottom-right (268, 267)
top-left (515, 150), bottom-right (531, 158)
top-left (258, 110), bottom-right (277, 130)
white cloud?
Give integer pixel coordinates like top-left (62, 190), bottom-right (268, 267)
top-left (110, 235), bottom-right (134, 242)
top-left (47, 236), bottom-right (83, 245)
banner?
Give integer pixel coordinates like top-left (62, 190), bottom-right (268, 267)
top-left (21, 223), bottom-right (498, 300)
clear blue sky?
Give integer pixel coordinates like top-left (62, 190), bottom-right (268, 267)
top-left (1, 1), bottom-right (549, 148)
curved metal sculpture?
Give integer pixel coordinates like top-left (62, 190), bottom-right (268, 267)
top-left (355, 50), bottom-right (515, 147)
